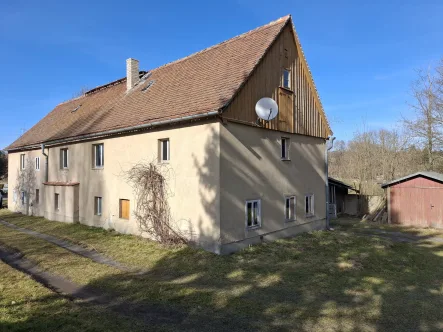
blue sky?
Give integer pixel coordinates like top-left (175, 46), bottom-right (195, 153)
top-left (1, 0), bottom-right (443, 149)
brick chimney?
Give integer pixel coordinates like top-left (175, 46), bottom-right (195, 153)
top-left (126, 58), bottom-right (139, 91)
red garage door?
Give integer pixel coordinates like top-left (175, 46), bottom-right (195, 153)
top-left (390, 177), bottom-right (443, 228)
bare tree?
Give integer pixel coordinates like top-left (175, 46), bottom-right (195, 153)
top-left (403, 67), bottom-right (443, 171)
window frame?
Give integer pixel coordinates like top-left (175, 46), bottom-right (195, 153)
top-left (305, 194), bottom-right (315, 217)
top-left (21, 191), bottom-right (26, 206)
top-left (35, 157), bottom-right (40, 171)
top-left (93, 144), bottom-right (104, 168)
top-left (282, 68), bottom-right (291, 89)
top-left (245, 199), bottom-right (261, 229)
top-left (285, 195), bottom-right (296, 222)
top-left (159, 139), bottom-right (170, 163)
top-left (281, 137), bottom-right (290, 160)
top-left (94, 196), bottom-right (102, 216)
top-left (54, 193), bottom-right (59, 211)
top-left (60, 148), bottom-right (69, 169)
top-left (20, 154), bottom-right (25, 170)
top-left (119, 199), bottom-right (130, 220)
top-left (35, 189), bottom-right (40, 204)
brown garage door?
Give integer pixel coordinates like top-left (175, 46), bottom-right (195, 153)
top-left (390, 176), bottom-right (443, 228)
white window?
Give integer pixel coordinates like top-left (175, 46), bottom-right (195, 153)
top-left (245, 199), bottom-right (261, 228)
top-left (35, 157), bottom-right (40, 171)
top-left (159, 139), bottom-right (170, 162)
top-left (55, 193), bottom-right (59, 210)
top-left (20, 154), bottom-right (25, 170)
top-left (60, 149), bottom-right (68, 169)
top-left (281, 137), bottom-right (290, 160)
top-left (283, 69), bottom-right (291, 89)
top-left (21, 191), bottom-right (26, 206)
top-left (305, 194), bottom-right (314, 217)
top-left (94, 196), bottom-right (102, 216)
top-left (93, 144), bottom-right (104, 168)
top-left (285, 196), bottom-right (296, 221)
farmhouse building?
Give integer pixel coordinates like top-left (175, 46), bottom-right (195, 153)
top-left (6, 15), bottom-right (332, 254)
top-left (382, 171), bottom-right (443, 228)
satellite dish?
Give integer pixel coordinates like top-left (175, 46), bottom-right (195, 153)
top-left (255, 97), bottom-right (279, 121)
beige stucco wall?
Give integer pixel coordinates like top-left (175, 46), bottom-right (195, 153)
top-left (8, 121), bottom-right (221, 252)
top-left (219, 122), bottom-right (327, 250)
top-left (8, 150), bottom-right (46, 216)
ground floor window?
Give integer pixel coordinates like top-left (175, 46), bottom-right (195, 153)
top-left (119, 199), bottom-right (130, 220)
top-left (245, 199), bottom-right (261, 228)
top-left (35, 189), bottom-right (40, 204)
top-left (285, 196), bottom-right (296, 221)
top-left (94, 196), bottom-right (102, 216)
top-left (21, 191), bottom-right (25, 206)
top-left (55, 193), bottom-right (59, 210)
top-left (305, 194), bottom-right (314, 216)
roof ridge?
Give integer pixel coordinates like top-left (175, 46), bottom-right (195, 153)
top-left (151, 15), bottom-right (291, 74)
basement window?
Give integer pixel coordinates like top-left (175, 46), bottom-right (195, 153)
top-left (283, 69), bottom-right (291, 89)
top-left (55, 193), bottom-right (59, 210)
top-left (281, 137), bottom-right (290, 160)
top-left (245, 199), bottom-right (261, 229)
top-left (305, 194), bottom-right (314, 217)
top-left (94, 196), bottom-right (102, 216)
top-left (159, 139), bottom-right (170, 162)
top-left (285, 196), bottom-right (296, 222)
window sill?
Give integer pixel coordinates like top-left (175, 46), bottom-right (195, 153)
top-left (281, 158), bottom-right (291, 161)
top-left (92, 167), bottom-right (104, 170)
top-left (246, 225), bottom-right (261, 231)
top-left (279, 86), bottom-right (293, 93)
top-left (285, 219), bottom-right (296, 223)
top-left (305, 213), bottom-right (315, 218)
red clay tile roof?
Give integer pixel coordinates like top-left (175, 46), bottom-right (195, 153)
top-left (6, 16), bottom-right (291, 151)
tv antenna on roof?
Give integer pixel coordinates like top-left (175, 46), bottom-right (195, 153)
top-left (255, 97), bottom-right (278, 125)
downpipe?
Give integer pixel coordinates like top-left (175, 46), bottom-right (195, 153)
top-left (41, 144), bottom-right (48, 182)
top-left (325, 136), bottom-right (336, 230)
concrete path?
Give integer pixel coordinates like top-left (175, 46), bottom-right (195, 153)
top-left (0, 243), bottom-right (185, 325)
top-left (0, 219), bottom-right (131, 272)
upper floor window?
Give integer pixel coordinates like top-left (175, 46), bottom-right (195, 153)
top-left (35, 157), bottom-right (40, 171)
top-left (20, 154), bottom-right (25, 170)
top-left (60, 148), bottom-right (69, 169)
top-left (245, 199), bottom-right (261, 229)
top-left (93, 144), bottom-right (104, 168)
top-left (281, 137), bottom-right (290, 160)
top-left (305, 194), bottom-right (314, 217)
top-left (283, 69), bottom-right (291, 89)
top-left (159, 139), bottom-right (170, 162)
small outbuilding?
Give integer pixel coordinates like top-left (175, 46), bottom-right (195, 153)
top-left (382, 171), bottom-right (443, 228)
top-left (328, 177), bottom-right (357, 218)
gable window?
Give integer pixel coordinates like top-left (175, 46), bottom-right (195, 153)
top-left (35, 157), bottom-right (40, 171)
top-left (54, 193), bottom-right (59, 210)
top-left (281, 137), bottom-right (290, 160)
top-left (119, 199), bottom-right (130, 220)
top-left (285, 196), bottom-right (296, 221)
top-left (305, 194), bottom-right (314, 217)
top-left (245, 199), bottom-right (261, 228)
top-left (159, 139), bottom-right (170, 162)
top-left (20, 154), bottom-right (26, 170)
top-left (93, 144), bottom-right (104, 168)
top-left (35, 189), bottom-right (40, 204)
top-left (283, 69), bottom-right (291, 89)
top-left (94, 196), bottom-right (102, 216)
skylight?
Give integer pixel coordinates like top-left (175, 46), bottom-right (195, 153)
top-left (142, 80), bottom-right (155, 92)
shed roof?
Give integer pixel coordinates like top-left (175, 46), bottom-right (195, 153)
top-left (381, 171), bottom-right (443, 188)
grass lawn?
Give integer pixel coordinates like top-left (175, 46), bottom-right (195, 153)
top-left (0, 261), bottom-right (146, 332)
top-left (1, 210), bottom-right (443, 331)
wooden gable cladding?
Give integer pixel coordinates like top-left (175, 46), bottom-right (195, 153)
top-left (222, 23), bottom-right (331, 139)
